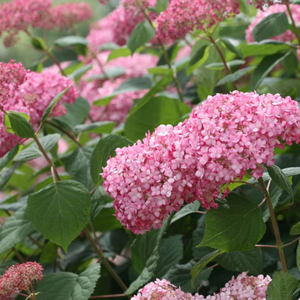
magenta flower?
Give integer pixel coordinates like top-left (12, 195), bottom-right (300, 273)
top-left (0, 262), bottom-right (43, 300)
top-left (103, 91), bottom-right (300, 234)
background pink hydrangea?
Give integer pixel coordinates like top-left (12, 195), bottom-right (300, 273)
top-left (156, 0), bottom-right (240, 41)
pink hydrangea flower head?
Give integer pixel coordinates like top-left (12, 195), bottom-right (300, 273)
top-left (131, 274), bottom-right (272, 300)
top-left (0, 0), bottom-right (52, 47)
top-left (48, 2), bottom-right (93, 31)
top-left (204, 272), bottom-right (272, 299)
top-left (103, 91), bottom-right (300, 234)
top-left (0, 262), bottom-right (43, 300)
top-left (0, 60), bottom-right (28, 104)
top-left (15, 70), bottom-right (78, 126)
top-left (246, 4), bottom-right (299, 43)
top-left (87, 19), bottom-right (115, 52)
top-left (156, 0), bottom-right (240, 41)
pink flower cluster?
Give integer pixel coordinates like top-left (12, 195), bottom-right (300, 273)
top-left (80, 52), bottom-right (157, 124)
top-left (246, 4), bottom-right (300, 43)
top-left (0, 0), bottom-right (92, 47)
top-left (0, 61), bottom-right (77, 157)
top-left (103, 91), bottom-right (300, 234)
top-left (0, 60), bottom-right (28, 104)
top-left (47, 3), bottom-right (93, 31)
top-left (0, 0), bottom-right (51, 47)
top-left (156, 0), bottom-right (240, 41)
top-left (132, 274), bottom-right (271, 300)
top-left (0, 262), bottom-right (43, 300)
top-left (87, 0), bottom-right (156, 47)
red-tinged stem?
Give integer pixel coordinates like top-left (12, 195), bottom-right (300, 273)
top-left (284, 0), bottom-right (300, 48)
top-left (258, 178), bottom-right (288, 272)
top-left (90, 294), bottom-right (126, 299)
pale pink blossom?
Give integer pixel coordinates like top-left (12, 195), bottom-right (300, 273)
top-left (0, 262), bottom-right (43, 300)
top-left (103, 91), bottom-right (300, 234)
top-left (156, 0), bottom-right (240, 41)
top-left (131, 274), bottom-right (272, 300)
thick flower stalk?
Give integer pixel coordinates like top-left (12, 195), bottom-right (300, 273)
top-left (131, 274), bottom-right (272, 300)
top-left (246, 4), bottom-right (300, 43)
top-left (156, 0), bottom-right (240, 41)
top-left (103, 91), bottom-right (300, 234)
top-left (0, 262), bottom-right (43, 300)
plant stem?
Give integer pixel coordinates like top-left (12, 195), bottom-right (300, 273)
top-left (207, 34), bottom-right (238, 90)
top-left (90, 295), bottom-right (126, 299)
top-left (45, 120), bottom-right (82, 147)
top-left (33, 135), bottom-right (61, 181)
top-left (44, 48), bottom-right (67, 76)
top-left (84, 227), bottom-right (128, 292)
top-left (258, 178), bottom-right (288, 272)
top-left (138, 5), bottom-right (184, 102)
top-left (284, 0), bottom-right (300, 48)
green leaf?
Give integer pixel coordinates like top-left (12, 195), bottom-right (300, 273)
top-left (267, 165), bottom-right (294, 199)
top-left (27, 180), bottom-right (91, 252)
top-left (156, 0), bottom-right (169, 13)
top-left (54, 97), bottom-right (90, 130)
top-left (127, 21), bottom-right (156, 54)
top-left (220, 38), bottom-right (242, 58)
top-left (85, 67), bottom-right (125, 81)
top-left (125, 96), bottom-right (191, 141)
top-left (37, 263), bottom-right (100, 300)
top-left (290, 222), bottom-right (300, 235)
top-left (216, 67), bottom-right (254, 86)
top-left (14, 134), bottom-right (60, 162)
top-left (199, 193), bottom-right (266, 252)
top-left (250, 52), bottom-right (290, 90)
top-left (74, 122), bottom-right (115, 134)
top-left (266, 271), bottom-right (298, 300)
top-left (41, 88), bottom-right (71, 123)
top-left (187, 45), bottom-right (209, 75)
top-left (31, 37), bottom-right (46, 50)
top-left (206, 60), bottom-right (245, 70)
top-left (191, 250), bottom-right (223, 286)
top-left (90, 134), bottom-right (133, 185)
top-left (0, 163), bottom-right (19, 190)
top-left (0, 206), bottom-right (33, 255)
top-left (65, 147), bottom-right (93, 190)
top-left (171, 201), bottom-right (200, 224)
top-left (93, 97), bottom-right (114, 107)
top-left (107, 47), bottom-right (131, 62)
top-left (90, 186), bottom-right (113, 220)
top-left (0, 144), bottom-right (21, 171)
top-left (68, 64), bottom-right (92, 83)
top-left (55, 36), bottom-right (89, 47)
top-left (126, 216), bottom-right (173, 295)
top-left (240, 42), bottom-right (290, 57)
top-left (114, 77), bottom-right (152, 94)
top-left (40, 242), bottom-right (58, 263)
top-left (156, 235), bottom-right (184, 278)
top-left (165, 260), bottom-right (212, 293)
top-left (252, 13), bottom-right (289, 42)
top-left (5, 111), bottom-right (34, 138)
top-left (216, 248), bottom-right (263, 275)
